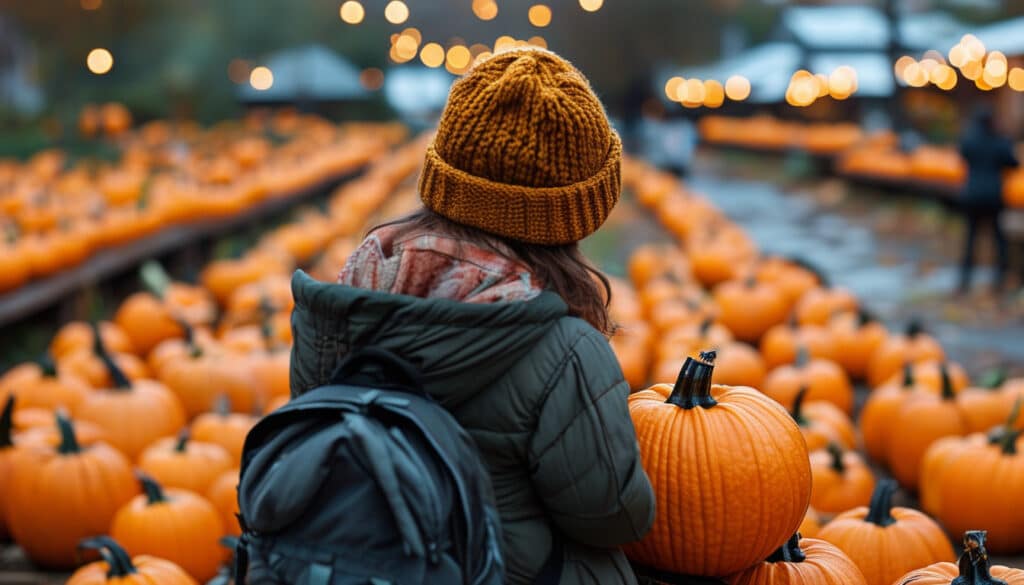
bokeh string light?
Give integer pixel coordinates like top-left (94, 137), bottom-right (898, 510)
top-left (339, 1), bottom-right (364, 24)
top-left (384, 0), bottom-right (409, 24)
top-left (86, 48), bottom-right (114, 75)
top-left (249, 66), bottom-right (273, 91)
top-left (578, 0), bottom-right (603, 12)
top-left (472, 0), bottom-right (499, 21)
top-left (528, 4), bottom-right (552, 27)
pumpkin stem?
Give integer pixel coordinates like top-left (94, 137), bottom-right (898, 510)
top-left (906, 319), bottom-right (924, 339)
top-left (175, 427), bottom-right (190, 453)
top-left (787, 255), bottom-right (829, 287)
top-left (766, 533), bottom-right (807, 564)
top-left (940, 364), bottom-right (955, 400)
top-left (136, 176), bottom-right (152, 211)
top-left (953, 531), bottom-right (1008, 585)
top-left (666, 351), bottom-right (717, 410)
top-left (78, 537), bottom-right (138, 578)
top-left (901, 362), bottom-right (915, 389)
top-left (990, 397), bottom-right (1022, 456)
top-left (857, 309), bottom-right (875, 328)
top-left (980, 366), bottom-right (1008, 390)
top-left (744, 274), bottom-right (757, 288)
top-left (215, 394), bottom-right (232, 417)
top-left (0, 395), bottom-right (14, 449)
top-left (865, 479), bottom-right (897, 527)
top-left (790, 387), bottom-right (809, 426)
top-left (698, 316), bottom-right (715, 337)
top-left (137, 472), bottom-right (168, 505)
top-left (34, 352), bottom-right (59, 378)
top-left (827, 443), bottom-right (846, 474)
top-left (795, 346), bottom-right (810, 368)
top-left (91, 322), bottom-right (131, 390)
top-left (55, 409), bottom-right (82, 455)
top-left (139, 260), bottom-right (172, 300)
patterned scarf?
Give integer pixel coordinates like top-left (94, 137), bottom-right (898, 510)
top-left (338, 225), bottom-right (542, 304)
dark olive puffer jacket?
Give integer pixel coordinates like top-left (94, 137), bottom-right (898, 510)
top-left (289, 270), bottom-right (656, 584)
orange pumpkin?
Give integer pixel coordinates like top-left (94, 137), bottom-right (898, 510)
top-left (762, 348), bottom-right (854, 414)
top-left (794, 287), bottom-right (857, 326)
top-left (111, 474), bottom-right (226, 581)
top-left (866, 322), bottom-right (945, 388)
top-left (113, 292), bottom-right (185, 356)
top-left (74, 330), bottom-right (185, 459)
top-left (892, 531), bottom-right (1024, 585)
top-left (713, 277), bottom-right (789, 343)
top-left (191, 396), bottom-right (257, 462)
top-left (760, 319), bottom-right (837, 369)
top-left (158, 341), bottom-right (261, 418)
top-left (207, 467), bottom-right (241, 537)
top-left (887, 366), bottom-right (970, 490)
top-left (5, 412), bottom-right (139, 568)
top-left (790, 390), bottom-right (857, 452)
top-left (827, 311), bottom-right (888, 381)
top-left (919, 405), bottom-right (1024, 554)
top-left (50, 321), bottom-right (135, 359)
top-left (57, 346), bottom-right (150, 388)
top-left (817, 480), bottom-right (954, 585)
top-left (880, 360), bottom-right (970, 394)
top-left (0, 359), bottom-right (91, 414)
top-left (809, 444), bottom-right (875, 515)
top-left (67, 536), bottom-right (198, 585)
top-left (624, 352), bottom-right (811, 577)
top-left (653, 340), bottom-right (767, 389)
top-left (756, 256), bottom-right (822, 311)
top-left (859, 364), bottom-right (927, 465)
top-left (138, 430), bottom-right (233, 494)
top-left (799, 507), bottom-right (822, 539)
top-left (728, 535), bottom-right (867, 585)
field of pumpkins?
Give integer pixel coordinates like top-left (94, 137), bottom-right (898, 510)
top-left (1, 115), bottom-right (1023, 585)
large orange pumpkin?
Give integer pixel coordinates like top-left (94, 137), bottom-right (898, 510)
top-left (67, 536), bottom-right (198, 585)
top-left (191, 396), bottom-right (257, 462)
top-left (111, 474), bottom-right (226, 581)
top-left (892, 531), bottom-right (1024, 585)
top-left (138, 430), bottom-right (233, 494)
top-left (0, 359), bottom-right (91, 414)
top-left (728, 535), bottom-right (867, 585)
top-left (5, 412), bottom-right (139, 568)
top-left (113, 292), bottom-right (186, 357)
top-left (918, 405), bottom-right (1024, 554)
top-left (624, 352), bottom-right (811, 577)
top-left (817, 480), bottom-right (954, 585)
top-left (808, 444), bottom-right (875, 515)
top-left (158, 342), bottom-right (260, 418)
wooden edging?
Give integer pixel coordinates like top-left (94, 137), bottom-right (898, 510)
top-left (0, 166), bottom-right (364, 328)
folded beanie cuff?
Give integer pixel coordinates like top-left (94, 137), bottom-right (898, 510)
top-left (418, 132), bottom-right (622, 245)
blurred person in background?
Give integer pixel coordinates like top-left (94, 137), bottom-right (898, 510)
top-left (957, 106), bottom-right (1019, 296)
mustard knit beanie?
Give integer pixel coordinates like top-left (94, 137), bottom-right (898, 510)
top-left (418, 48), bottom-right (622, 245)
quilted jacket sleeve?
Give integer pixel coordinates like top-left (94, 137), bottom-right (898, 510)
top-left (527, 323), bottom-right (656, 549)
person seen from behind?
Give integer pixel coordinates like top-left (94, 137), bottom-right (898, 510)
top-left (290, 48), bottom-right (656, 584)
top-left (957, 106), bottom-right (1019, 295)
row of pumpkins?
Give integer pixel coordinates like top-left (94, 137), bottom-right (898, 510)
top-left (697, 114), bottom-right (1024, 207)
top-left (0, 108), bottom-right (409, 294)
top-left (607, 159), bottom-right (1024, 584)
top-left (0, 134), bottom-right (430, 584)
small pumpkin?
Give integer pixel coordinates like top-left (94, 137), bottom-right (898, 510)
top-left (755, 256), bottom-right (822, 310)
top-left (859, 363), bottom-right (926, 465)
top-left (762, 348), bottom-right (854, 414)
top-left (191, 395), bottom-right (257, 462)
top-left (624, 351), bottom-right (812, 577)
top-left (57, 345), bottom-right (150, 389)
top-left (75, 326), bottom-right (186, 459)
top-left (794, 287), bottom-right (857, 326)
top-left (955, 376), bottom-right (1019, 434)
top-left (5, 411), bottom-right (139, 568)
top-left (799, 508), bottom-right (822, 539)
top-left (891, 530), bottom-right (1024, 585)
top-left (809, 444), bottom-right (875, 515)
top-left (111, 474), bottom-right (226, 581)
top-left (113, 292), bottom-right (185, 357)
top-left (138, 429), bottom-right (233, 494)
top-left (919, 402), bottom-right (1024, 554)
top-left (817, 480), bottom-right (954, 585)
top-left (50, 321), bottom-right (135, 359)
top-left (713, 276), bottom-right (789, 343)
top-left (880, 360), bottom-right (969, 394)
top-left (728, 534), bottom-right (867, 585)
top-left (0, 357), bottom-right (91, 414)
top-left (157, 335), bottom-right (260, 418)
top-left (760, 318), bottom-right (836, 369)
top-left (866, 321), bottom-right (945, 388)
top-left (207, 467), bottom-right (241, 537)
top-left (790, 388), bottom-right (857, 451)
top-left (67, 536), bottom-right (198, 585)
top-left (827, 310), bottom-right (888, 381)
top-left (887, 365), bottom-right (969, 490)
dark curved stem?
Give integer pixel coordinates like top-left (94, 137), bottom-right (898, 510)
top-left (78, 537), bottom-right (137, 577)
top-left (865, 479), bottom-right (897, 527)
top-left (990, 397), bottom-right (1022, 456)
top-left (138, 472), bottom-right (168, 505)
top-left (139, 260), bottom-right (171, 300)
top-left (790, 387), bottom-right (809, 426)
top-left (940, 364), bottom-right (955, 400)
top-left (980, 366), bottom-right (1008, 390)
top-left (56, 410), bottom-right (82, 455)
top-left (827, 443), bottom-right (846, 474)
top-left (901, 362), bottom-right (914, 389)
top-left (34, 353), bottom-right (58, 378)
top-left (699, 316), bottom-right (714, 337)
top-left (767, 534), bottom-right (807, 564)
top-left (214, 394), bottom-right (232, 417)
top-left (666, 351), bottom-right (717, 410)
top-left (857, 309), bottom-right (875, 327)
top-left (0, 395), bottom-right (14, 449)
top-left (175, 427), bottom-right (190, 453)
top-left (952, 531), bottom-right (1009, 585)
top-left (795, 346), bottom-right (810, 368)
top-left (906, 319), bottom-right (924, 339)
top-left (91, 322), bottom-right (131, 390)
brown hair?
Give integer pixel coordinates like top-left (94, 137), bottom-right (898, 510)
top-left (369, 208), bottom-right (615, 335)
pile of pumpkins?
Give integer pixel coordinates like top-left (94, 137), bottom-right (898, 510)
top-left (0, 134), bottom-right (429, 583)
top-left (0, 108), bottom-right (409, 294)
top-left (613, 158), bottom-right (1024, 584)
top-left (698, 113), bottom-right (1024, 208)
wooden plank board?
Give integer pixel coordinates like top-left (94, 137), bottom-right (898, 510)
top-left (0, 167), bottom-right (363, 328)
